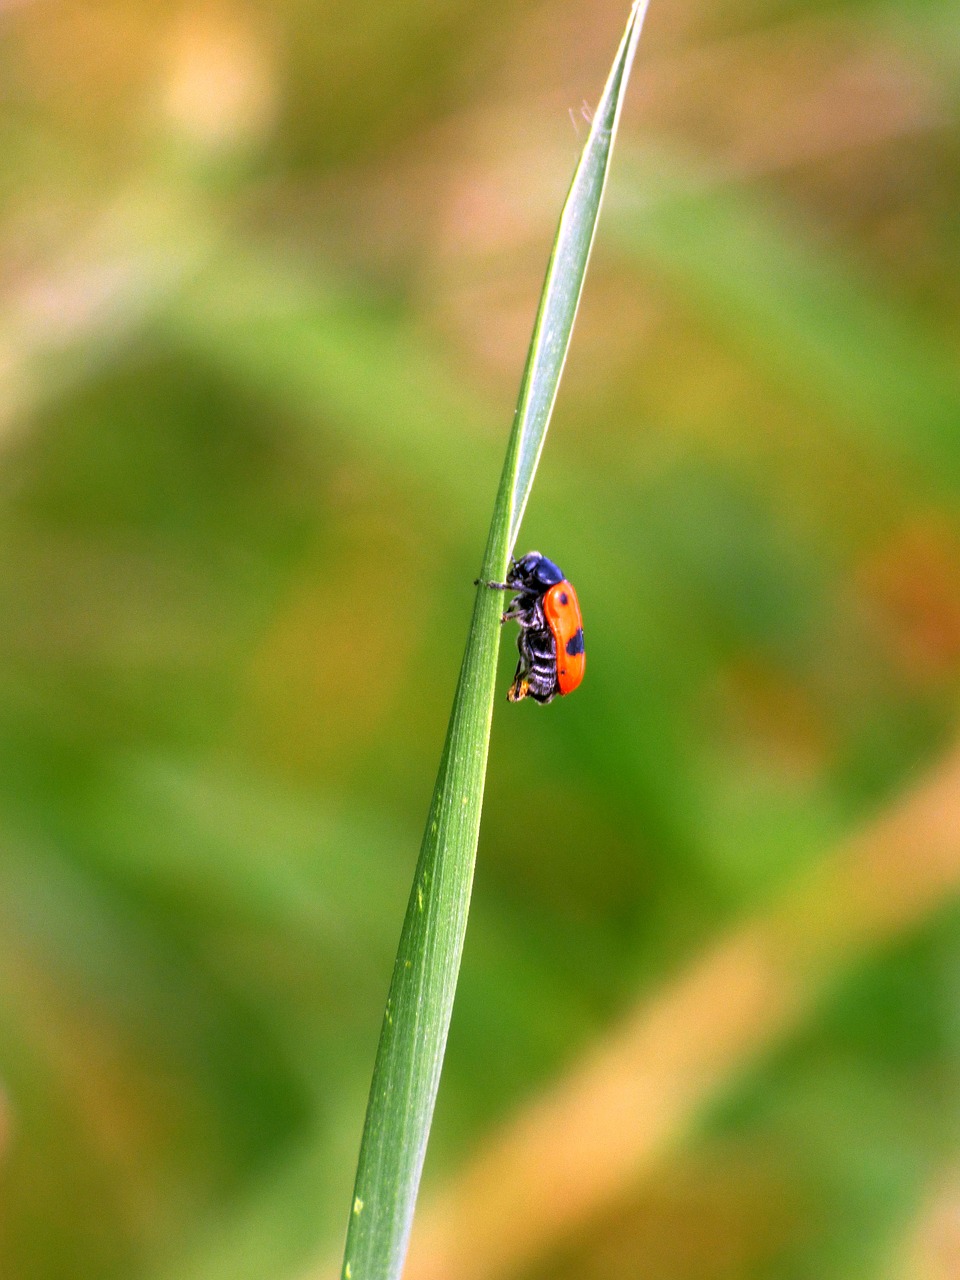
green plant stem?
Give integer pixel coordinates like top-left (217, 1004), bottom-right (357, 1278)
top-left (341, 6), bottom-right (651, 1278)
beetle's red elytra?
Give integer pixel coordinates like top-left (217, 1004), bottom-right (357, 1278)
top-left (478, 551), bottom-right (585, 704)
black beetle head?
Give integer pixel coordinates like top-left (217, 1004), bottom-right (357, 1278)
top-left (510, 551), bottom-right (564, 592)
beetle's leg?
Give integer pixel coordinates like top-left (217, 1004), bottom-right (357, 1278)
top-left (524, 598), bottom-right (546, 630)
top-left (511, 625), bottom-right (557, 704)
top-left (508, 656), bottom-right (556, 704)
top-left (507, 652), bottom-right (531, 701)
top-left (507, 675), bottom-right (530, 702)
top-left (475, 557), bottom-right (527, 593)
top-left (506, 632), bottom-right (533, 699)
top-left (475, 578), bottom-right (524, 624)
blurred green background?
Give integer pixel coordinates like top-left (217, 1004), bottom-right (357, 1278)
top-left (2, 1), bottom-right (960, 1278)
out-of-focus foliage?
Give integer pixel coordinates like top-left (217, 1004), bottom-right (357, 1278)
top-left (0, 2), bottom-right (958, 1280)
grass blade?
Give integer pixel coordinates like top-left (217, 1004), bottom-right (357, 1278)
top-left (340, 6), bottom-right (651, 1279)
top-left (507, 1), bottom-right (650, 547)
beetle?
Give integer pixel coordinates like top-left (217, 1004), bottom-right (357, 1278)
top-left (478, 551), bottom-right (585, 703)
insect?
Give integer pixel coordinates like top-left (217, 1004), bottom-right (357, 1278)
top-left (478, 551), bottom-right (585, 704)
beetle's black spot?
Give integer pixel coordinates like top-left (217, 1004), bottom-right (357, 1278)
top-left (559, 592), bottom-right (569, 605)
top-left (565, 628), bottom-right (584, 656)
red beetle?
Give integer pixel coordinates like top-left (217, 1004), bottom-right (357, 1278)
top-left (479, 551), bottom-right (585, 704)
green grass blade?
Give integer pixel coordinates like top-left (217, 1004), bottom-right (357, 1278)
top-left (506, 0), bottom-right (651, 548)
top-left (340, 5), bottom-right (651, 1280)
